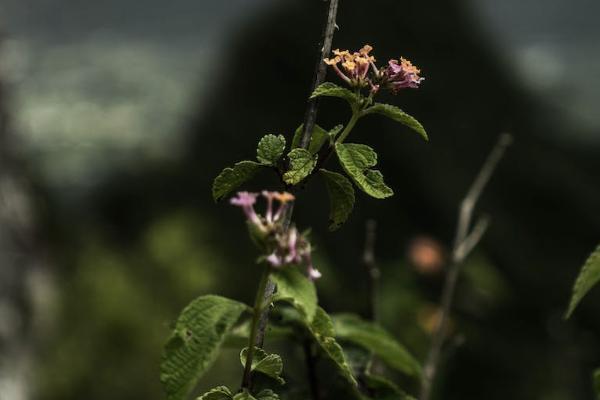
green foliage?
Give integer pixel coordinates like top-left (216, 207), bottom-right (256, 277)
top-left (594, 369), bottom-right (600, 399)
top-left (292, 124), bottom-right (329, 154)
top-left (197, 386), bottom-right (234, 400)
top-left (320, 169), bottom-right (355, 231)
top-left (565, 243), bottom-right (600, 318)
top-left (310, 82), bottom-right (360, 109)
top-left (333, 314), bottom-right (421, 378)
top-left (212, 161), bottom-right (263, 201)
top-left (309, 307), bottom-right (357, 386)
top-left (160, 295), bottom-right (248, 400)
top-left (254, 389), bottom-right (280, 400)
top-left (257, 134), bottom-right (286, 165)
top-left (239, 347), bottom-right (285, 384)
top-left (362, 103), bottom-right (428, 141)
top-left (283, 149), bottom-right (317, 185)
top-left (361, 374), bottom-right (416, 400)
top-left (226, 390), bottom-right (279, 400)
top-left (335, 143), bottom-right (393, 199)
top-left (233, 390), bottom-right (255, 400)
top-left (271, 268), bottom-right (317, 323)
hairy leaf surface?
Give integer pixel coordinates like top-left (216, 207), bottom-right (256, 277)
top-left (197, 386), bottom-right (233, 400)
top-left (271, 268), bottom-right (317, 323)
top-left (309, 307), bottom-right (357, 386)
top-left (333, 314), bottom-right (421, 378)
top-left (335, 143), bottom-right (393, 199)
top-left (362, 103), bottom-right (428, 141)
top-left (320, 169), bottom-right (355, 230)
top-left (283, 149), bottom-right (317, 185)
top-left (292, 124), bottom-right (329, 154)
top-left (212, 161), bottom-right (263, 201)
top-left (310, 82), bottom-right (360, 109)
top-left (240, 347), bottom-right (285, 384)
top-left (257, 134), bottom-right (286, 165)
top-left (160, 295), bottom-right (248, 400)
top-left (566, 243), bottom-right (600, 318)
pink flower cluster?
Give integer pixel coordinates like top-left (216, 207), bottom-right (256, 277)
top-left (324, 44), bottom-right (424, 95)
top-left (230, 191), bottom-right (321, 280)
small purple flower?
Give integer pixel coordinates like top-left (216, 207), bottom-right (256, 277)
top-left (384, 57), bottom-right (424, 92)
top-left (230, 191), bottom-right (263, 228)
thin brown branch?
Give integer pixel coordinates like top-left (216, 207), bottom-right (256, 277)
top-left (362, 219), bottom-right (380, 321)
top-left (299, 0), bottom-right (339, 149)
top-left (419, 133), bottom-right (512, 400)
top-left (245, 0), bottom-right (341, 393)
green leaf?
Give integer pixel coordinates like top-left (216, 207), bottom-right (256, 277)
top-left (255, 389), bottom-right (279, 400)
top-left (361, 374), bottom-right (416, 400)
top-left (332, 314), bottom-right (421, 378)
top-left (335, 143), bottom-right (393, 199)
top-left (197, 386), bottom-right (233, 400)
top-left (291, 124), bottom-right (329, 154)
top-left (283, 148), bottom-right (317, 185)
top-left (362, 103), bottom-right (428, 141)
top-left (320, 169), bottom-right (355, 231)
top-left (233, 391), bottom-right (256, 400)
top-left (240, 347), bottom-right (285, 384)
top-left (212, 161), bottom-right (263, 202)
top-left (161, 295), bottom-right (248, 400)
top-left (594, 368), bottom-right (600, 398)
top-left (565, 244), bottom-right (600, 318)
top-left (257, 134), bottom-right (286, 165)
top-left (309, 307), bottom-right (357, 386)
top-left (310, 82), bottom-right (360, 109)
top-left (271, 268), bottom-right (317, 323)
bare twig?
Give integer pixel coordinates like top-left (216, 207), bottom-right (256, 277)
top-left (363, 219), bottom-right (380, 322)
top-left (419, 133), bottom-right (512, 400)
top-left (243, 0), bottom-right (341, 392)
top-left (299, 0), bottom-right (340, 149)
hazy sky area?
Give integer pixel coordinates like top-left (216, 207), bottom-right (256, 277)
top-left (0, 0), bottom-right (598, 192)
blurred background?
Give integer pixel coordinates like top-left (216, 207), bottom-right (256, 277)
top-left (0, 0), bottom-right (599, 399)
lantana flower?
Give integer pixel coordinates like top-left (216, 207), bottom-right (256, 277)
top-left (324, 45), bottom-right (375, 89)
top-left (383, 57), bottom-right (424, 92)
top-left (324, 44), bottom-right (424, 95)
top-left (230, 190), bottom-right (321, 280)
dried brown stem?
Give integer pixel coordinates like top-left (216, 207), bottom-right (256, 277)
top-left (242, 0), bottom-right (341, 393)
top-left (419, 133), bottom-right (512, 400)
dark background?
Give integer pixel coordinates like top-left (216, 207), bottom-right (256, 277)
top-left (0, 0), bottom-right (598, 399)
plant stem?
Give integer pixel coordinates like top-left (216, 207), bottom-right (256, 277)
top-left (303, 339), bottom-right (321, 400)
top-left (335, 111), bottom-right (360, 144)
top-left (419, 133), bottom-right (512, 400)
top-left (299, 0), bottom-right (340, 149)
top-left (362, 219), bottom-right (380, 322)
top-left (241, 266), bottom-right (272, 389)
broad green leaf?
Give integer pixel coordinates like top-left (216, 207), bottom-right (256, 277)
top-left (335, 143), bottom-right (393, 199)
top-left (240, 347), bottom-right (285, 384)
top-left (309, 307), bottom-right (357, 386)
top-left (197, 386), bottom-right (233, 400)
top-left (292, 124), bottom-right (329, 154)
top-left (594, 369), bottom-right (600, 398)
top-left (310, 82), bottom-right (360, 109)
top-left (257, 134), bottom-right (286, 165)
top-left (271, 268), bottom-right (317, 323)
top-left (320, 169), bottom-right (355, 231)
top-left (161, 295), bottom-right (248, 400)
top-left (283, 149), bottom-right (317, 185)
top-left (361, 374), bottom-right (416, 400)
top-left (255, 389), bottom-right (279, 400)
top-left (233, 391), bottom-right (256, 400)
top-left (565, 244), bottom-right (600, 318)
top-left (212, 161), bottom-right (263, 202)
top-left (332, 314), bottom-right (421, 378)
top-left (362, 103), bottom-right (428, 141)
